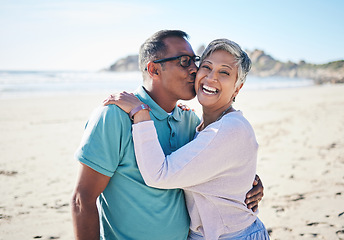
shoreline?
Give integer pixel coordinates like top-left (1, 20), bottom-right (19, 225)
top-left (1, 84), bottom-right (344, 239)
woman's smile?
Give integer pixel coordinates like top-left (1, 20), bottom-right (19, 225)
top-left (201, 84), bottom-right (219, 95)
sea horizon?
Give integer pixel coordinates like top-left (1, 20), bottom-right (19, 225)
top-left (0, 70), bottom-right (315, 99)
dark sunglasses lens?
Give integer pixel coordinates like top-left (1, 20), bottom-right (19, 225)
top-left (180, 56), bottom-right (191, 67)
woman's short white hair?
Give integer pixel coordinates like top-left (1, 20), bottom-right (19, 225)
top-left (201, 39), bottom-right (252, 88)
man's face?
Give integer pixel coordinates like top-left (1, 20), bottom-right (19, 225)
top-left (157, 37), bottom-right (198, 102)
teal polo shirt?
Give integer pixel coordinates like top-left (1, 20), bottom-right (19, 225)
top-left (75, 86), bottom-right (200, 240)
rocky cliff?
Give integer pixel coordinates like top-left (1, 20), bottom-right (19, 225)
top-left (247, 50), bottom-right (344, 84)
top-left (108, 55), bottom-right (139, 72)
top-left (107, 49), bottom-right (344, 84)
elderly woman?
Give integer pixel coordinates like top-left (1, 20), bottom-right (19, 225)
top-left (105, 39), bottom-right (269, 239)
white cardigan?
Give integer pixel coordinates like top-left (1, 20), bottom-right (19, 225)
top-left (132, 111), bottom-right (258, 239)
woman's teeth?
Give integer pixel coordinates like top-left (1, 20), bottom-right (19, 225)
top-left (202, 85), bottom-right (218, 94)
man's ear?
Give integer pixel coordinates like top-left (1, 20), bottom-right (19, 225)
top-left (146, 61), bottom-right (160, 79)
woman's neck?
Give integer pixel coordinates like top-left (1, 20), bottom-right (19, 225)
top-left (201, 104), bottom-right (234, 130)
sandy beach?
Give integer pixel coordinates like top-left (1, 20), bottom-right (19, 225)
top-left (0, 84), bottom-right (344, 240)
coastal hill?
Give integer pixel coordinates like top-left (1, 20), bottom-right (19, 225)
top-left (107, 49), bottom-right (344, 84)
top-left (247, 50), bottom-right (344, 84)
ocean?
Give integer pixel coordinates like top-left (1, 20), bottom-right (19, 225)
top-left (0, 70), bottom-right (314, 99)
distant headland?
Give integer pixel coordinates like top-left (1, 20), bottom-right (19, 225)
top-left (106, 48), bottom-right (344, 84)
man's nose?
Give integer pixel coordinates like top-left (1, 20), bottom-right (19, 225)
top-left (188, 61), bottom-right (198, 75)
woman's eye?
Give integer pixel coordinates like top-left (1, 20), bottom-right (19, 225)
top-left (220, 71), bottom-right (230, 76)
top-left (201, 65), bottom-right (211, 70)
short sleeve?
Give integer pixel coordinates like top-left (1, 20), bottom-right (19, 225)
top-left (74, 105), bottom-right (128, 177)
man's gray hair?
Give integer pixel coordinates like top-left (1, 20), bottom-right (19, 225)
top-left (139, 30), bottom-right (189, 74)
top-left (201, 39), bottom-right (252, 88)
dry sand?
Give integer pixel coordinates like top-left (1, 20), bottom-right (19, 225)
top-left (0, 85), bottom-right (343, 239)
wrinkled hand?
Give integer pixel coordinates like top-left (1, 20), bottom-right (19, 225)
top-left (103, 91), bottom-right (142, 113)
top-left (245, 175), bottom-right (264, 212)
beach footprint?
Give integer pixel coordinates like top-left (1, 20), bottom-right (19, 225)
top-left (33, 236), bottom-right (60, 239)
top-left (336, 229), bottom-right (344, 239)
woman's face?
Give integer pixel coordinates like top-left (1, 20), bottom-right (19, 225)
top-left (195, 50), bottom-right (241, 111)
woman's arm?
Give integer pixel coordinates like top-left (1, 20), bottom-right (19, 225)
top-left (104, 93), bottom-right (255, 189)
top-left (132, 116), bottom-right (255, 189)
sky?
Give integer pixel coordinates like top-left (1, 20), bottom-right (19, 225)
top-left (0, 0), bottom-right (343, 71)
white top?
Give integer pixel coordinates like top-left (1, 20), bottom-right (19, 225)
top-left (132, 110), bottom-right (258, 239)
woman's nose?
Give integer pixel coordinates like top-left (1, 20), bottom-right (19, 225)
top-left (206, 70), bottom-right (217, 82)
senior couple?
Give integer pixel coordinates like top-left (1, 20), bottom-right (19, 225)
top-left (71, 30), bottom-right (269, 239)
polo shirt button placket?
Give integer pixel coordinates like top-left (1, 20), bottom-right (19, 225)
top-left (168, 116), bottom-right (177, 150)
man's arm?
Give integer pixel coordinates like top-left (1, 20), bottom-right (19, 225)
top-left (245, 174), bottom-right (264, 212)
top-left (71, 162), bottom-right (111, 240)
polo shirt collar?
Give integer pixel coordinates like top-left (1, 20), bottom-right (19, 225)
top-left (135, 86), bottom-right (182, 122)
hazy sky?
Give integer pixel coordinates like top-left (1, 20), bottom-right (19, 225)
top-left (1, 0), bottom-right (343, 71)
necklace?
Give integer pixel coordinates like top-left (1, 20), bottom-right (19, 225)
top-left (216, 105), bottom-right (233, 122)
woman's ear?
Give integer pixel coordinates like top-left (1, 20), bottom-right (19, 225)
top-left (237, 83), bottom-right (244, 92)
top-left (233, 83), bottom-right (244, 99)
top-left (146, 61), bottom-right (160, 79)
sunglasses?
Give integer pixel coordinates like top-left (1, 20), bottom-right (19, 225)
top-left (153, 54), bottom-right (200, 68)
